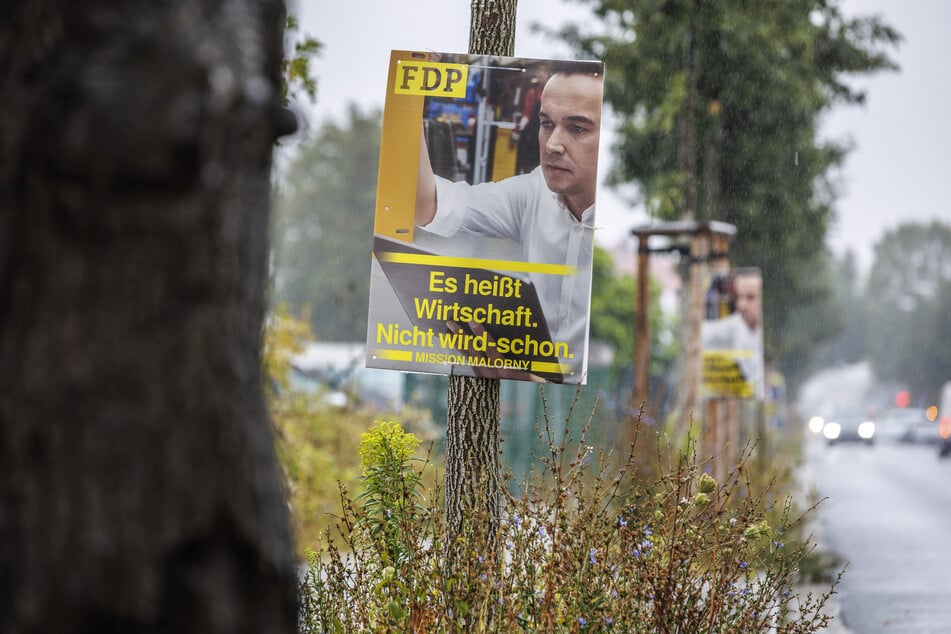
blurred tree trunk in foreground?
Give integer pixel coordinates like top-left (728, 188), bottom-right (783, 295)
top-left (0, 2), bottom-right (298, 632)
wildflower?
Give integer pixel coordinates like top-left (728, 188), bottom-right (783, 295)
top-left (589, 548), bottom-right (597, 565)
top-left (618, 517), bottom-right (628, 528)
top-left (698, 472), bottom-right (718, 493)
top-left (739, 561), bottom-right (749, 569)
top-left (605, 617), bottom-right (614, 625)
top-left (743, 520), bottom-right (772, 539)
top-left (512, 514), bottom-right (522, 527)
top-left (632, 548), bottom-right (641, 559)
top-left (358, 419), bottom-right (419, 473)
top-left (692, 492), bottom-right (711, 508)
top-left (578, 617), bottom-right (588, 627)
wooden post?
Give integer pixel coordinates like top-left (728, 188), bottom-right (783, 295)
top-left (679, 231), bottom-right (709, 439)
top-left (634, 233), bottom-right (652, 419)
top-left (706, 232), bottom-right (731, 480)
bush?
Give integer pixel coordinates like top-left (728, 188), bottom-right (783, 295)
top-left (298, 406), bottom-right (840, 633)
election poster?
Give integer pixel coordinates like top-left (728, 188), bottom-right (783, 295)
top-left (701, 268), bottom-right (765, 399)
top-left (365, 50), bottom-right (605, 384)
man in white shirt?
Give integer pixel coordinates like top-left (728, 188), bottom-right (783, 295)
top-left (702, 270), bottom-right (765, 399)
top-left (414, 64), bottom-right (603, 382)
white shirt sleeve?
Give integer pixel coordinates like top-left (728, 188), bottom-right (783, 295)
top-left (424, 174), bottom-right (531, 243)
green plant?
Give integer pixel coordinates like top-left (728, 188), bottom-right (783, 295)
top-left (298, 397), bottom-right (841, 632)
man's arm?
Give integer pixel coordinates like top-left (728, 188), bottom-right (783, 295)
top-left (415, 128), bottom-right (437, 226)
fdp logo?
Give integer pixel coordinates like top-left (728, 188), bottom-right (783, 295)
top-left (394, 60), bottom-right (468, 98)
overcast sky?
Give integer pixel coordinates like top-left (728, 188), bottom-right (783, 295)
top-left (291, 0), bottom-right (949, 274)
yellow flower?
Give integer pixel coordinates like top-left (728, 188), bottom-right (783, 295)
top-left (698, 473), bottom-right (717, 494)
top-left (358, 419), bottom-right (420, 472)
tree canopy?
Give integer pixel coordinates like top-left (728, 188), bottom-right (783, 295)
top-left (865, 220), bottom-right (951, 401)
top-left (557, 0), bottom-right (900, 389)
top-left (271, 105), bottom-right (382, 341)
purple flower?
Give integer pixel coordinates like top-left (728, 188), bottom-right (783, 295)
top-left (739, 561), bottom-right (749, 569)
top-left (589, 548), bottom-right (597, 565)
top-left (578, 617), bottom-right (588, 627)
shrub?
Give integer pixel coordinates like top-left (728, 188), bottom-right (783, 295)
top-left (299, 404), bottom-right (840, 633)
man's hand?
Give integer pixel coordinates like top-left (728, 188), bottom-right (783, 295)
top-left (446, 321), bottom-right (545, 382)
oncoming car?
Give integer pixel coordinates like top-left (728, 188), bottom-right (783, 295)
top-left (822, 414), bottom-right (876, 446)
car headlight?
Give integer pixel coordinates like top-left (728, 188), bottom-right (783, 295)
top-left (858, 421), bottom-right (876, 439)
top-left (823, 422), bottom-right (841, 440)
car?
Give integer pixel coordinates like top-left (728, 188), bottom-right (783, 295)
top-left (892, 407), bottom-right (943, 445)
top-left (876, 407), bottom-right (931, 443)
top-left (822, 413), bottom-right (876, 445)
top-left (939, 382), bottom-right (951, 457)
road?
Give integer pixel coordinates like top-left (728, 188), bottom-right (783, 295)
top-left (805, 435), bottom-right (951, 633)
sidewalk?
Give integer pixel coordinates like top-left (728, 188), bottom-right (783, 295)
top-left (795, 442), bottom-right (849, 633)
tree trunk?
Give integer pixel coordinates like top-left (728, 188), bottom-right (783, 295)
top-left (444, 375), bottom-right (502, 537)
top-left (468, 0), bottom-right (518, 56)
top-left (0, 2), bottom-right (297, 632)
top-left (675, 0), bottom-right (702, 437)
top-left (442, 0), bottom-right (517, 551)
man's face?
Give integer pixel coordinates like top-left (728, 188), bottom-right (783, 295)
top-left (538, 73), bottom-right (602, 217)
top-left (734, 275), bottom-right (762, 331)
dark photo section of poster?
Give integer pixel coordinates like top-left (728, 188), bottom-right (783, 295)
top-left (365, 51), bottom-right (604, 384)
top-left (701, 268), bottom-right (765, 399)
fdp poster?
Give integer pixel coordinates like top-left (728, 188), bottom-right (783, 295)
top-left (701, 268), bottom-right (765, 399)
top-left (365, 51), bottom-right (605, 384)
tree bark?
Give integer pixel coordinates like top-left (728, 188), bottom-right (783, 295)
top-left (0, 2), bottom-right (297, 632)
top-left (444, 375), bottom-right (502, 537)
top-left (442, 0), bottom-right (517, 551)
top-left (468, 0), bottom-right (518, 57)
